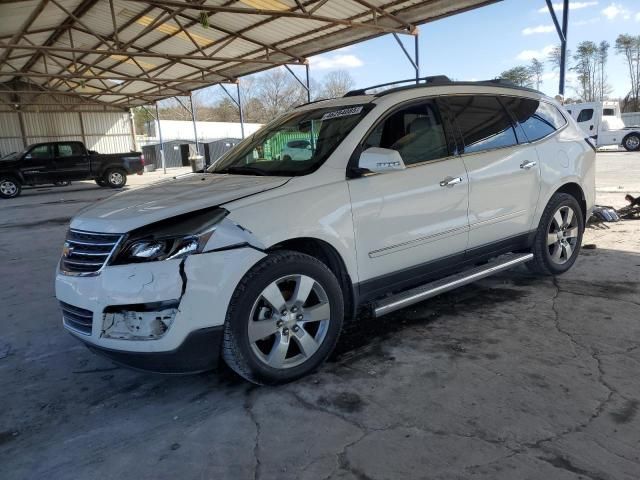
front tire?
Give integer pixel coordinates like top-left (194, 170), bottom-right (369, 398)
top-left (95, 178), bottom-right (107, 187)
top-left (623, 133), bottom-right (640, 152)
top-left (104, 169), bottom-right (127, 188)
top-left (528, 193), bottom-right (584, 276)
top-left (0, 176), bottom-right (21, 199)
top-left (222, 251), bottom-right (344, 385)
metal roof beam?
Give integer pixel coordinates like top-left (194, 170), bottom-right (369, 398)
top-left (127, 0), bottom-right (412, 34)
top-left (0, 43), bottom-right (304, 66)
top-left (0, 0), bottom-right (49, 67)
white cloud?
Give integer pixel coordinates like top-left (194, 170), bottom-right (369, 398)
top-left (309, 54), bottom-right (363, 70)
top-left (574, 17), bottom-right (600, 25)
top-left (636, 11), bottom-right (640, 21)
top-left (601, 3), bottom-right (630, 19)
top-left (516, 45), bottom-right (555, 61)
top-left (537, 1), bottom-right (598, 13)
top-left (522, 24), bottom-right (555, 35)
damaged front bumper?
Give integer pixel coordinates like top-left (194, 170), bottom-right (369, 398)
top-left (55, 247), bottom-right (265, 373)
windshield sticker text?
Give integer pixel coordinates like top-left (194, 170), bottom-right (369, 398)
top-left (321, 106), bottom-right (364, 121)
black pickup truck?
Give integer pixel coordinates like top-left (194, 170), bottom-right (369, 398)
top-left (0, 141), bottom-right (143, 199)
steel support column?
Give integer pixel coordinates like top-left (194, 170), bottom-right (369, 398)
top-left (393, 30), bottom-right (419, 83)
top-left (546, 0), bottom-right (569, 96)
top-left (284, 64), bottom-right (311, 102)
top-left (237, 82), bottom-right (245, 139)
top-left (155, 102), bottom-right (166, 174)
top-left (189, 92), bottom-right (198, 153)
top-left (220, 83), bottom-right (245, 139)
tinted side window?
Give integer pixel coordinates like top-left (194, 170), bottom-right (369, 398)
top-left (603, 108), bottom-right (615, 116)
top-left (29, 145), bottom-right (51, 159)
top-left (502, 97), bottom-right (566, 142)
top-left (444, 96), bottom-right (517, 154)
top-left (577, 109), bottom-right (594, 122)
top-left (57, 143), bottom-right (84, 157)
top-left (363, 101), bottom-right (449, 165)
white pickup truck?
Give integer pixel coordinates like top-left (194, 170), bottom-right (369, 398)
top-left (566, 101), bottom-right (640, 151)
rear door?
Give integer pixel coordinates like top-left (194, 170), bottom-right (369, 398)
top-left (348, 98), bottom-right (469, 297)
top-left (20, 144), bottom-right (54, 185)
top-left (53, 142), bottom-right (90, 180)
top-left (442, 95), bottom-right (541, 252)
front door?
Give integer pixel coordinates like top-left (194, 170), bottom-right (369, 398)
top-left (348, 99), bottom-right (469, 298)
top-left (575, 106), bottom-right (596, 139)
top-left (20, 144), bottom-right (54, 185)
top-left (441, 95), bottom-right (541, 251)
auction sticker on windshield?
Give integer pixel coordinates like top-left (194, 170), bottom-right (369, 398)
top-left (321, 106), bottom-right (364, 121)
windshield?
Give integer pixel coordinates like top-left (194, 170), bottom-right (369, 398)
top-left (1, 151), bottom-right (21, 160)
top-left (209, 104), bottom-right (371, 176)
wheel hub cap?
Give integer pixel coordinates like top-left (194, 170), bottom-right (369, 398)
top-left (547, 205), bottom-right (579, 265)
top-left (0, 181), bottom-right (17, 195)
top-left (248, 274), bottom-right (331, 369)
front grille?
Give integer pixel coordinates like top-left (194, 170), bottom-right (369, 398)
top-left (60, 301), bottom-right (94, 335)
top-left (60, 229), bottom-right (123, 274)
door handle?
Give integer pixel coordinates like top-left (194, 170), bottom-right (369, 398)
top-left (520, 160), bottom-right (537, 170)
top-left (440, 176), bottom-right (463, 187)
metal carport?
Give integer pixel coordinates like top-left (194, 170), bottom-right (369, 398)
top-left (0, 0), bottom-right (571, 156)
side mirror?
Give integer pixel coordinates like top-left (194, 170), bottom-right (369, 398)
top-left (358, 147), bottom-right (406, 174)
top-left (24, 154), bottom-right (32, 160)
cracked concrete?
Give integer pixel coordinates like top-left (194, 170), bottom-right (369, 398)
top-left (1, 153), bottom-right (639, 479)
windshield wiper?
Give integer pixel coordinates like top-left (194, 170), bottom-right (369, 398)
top-left (219, 165), bottom-right (268, 176)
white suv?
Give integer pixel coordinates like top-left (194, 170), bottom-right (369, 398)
top-left (55, 77), bottom-right (595, 384)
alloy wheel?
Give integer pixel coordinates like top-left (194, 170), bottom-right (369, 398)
top-left (109, 171), bottom-right (124, 185)
top-left (547, 205), bottom-right (579, 265)
top-left (0, 180), bottom-right (17, 197)
top-left (248, 274), bottom-right (331, 369)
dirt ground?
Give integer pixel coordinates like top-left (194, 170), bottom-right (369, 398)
top-left (1, 152), bottom-right (639, 480)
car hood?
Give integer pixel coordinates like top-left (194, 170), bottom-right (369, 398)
top-left (71, 173), bottom-right (290, 233)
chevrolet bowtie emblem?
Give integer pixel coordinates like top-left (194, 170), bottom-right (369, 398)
top-left (62, 243), bottom-right (74, 257)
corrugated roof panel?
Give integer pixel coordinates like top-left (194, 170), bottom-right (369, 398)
top-left (0, 0), bottom-right (502, 106)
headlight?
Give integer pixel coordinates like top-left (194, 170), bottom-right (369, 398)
top-left (111, 207), bottom-right (227, 265)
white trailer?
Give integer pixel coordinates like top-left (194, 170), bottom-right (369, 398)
top-left (565, 101), bottom-right (640, 151)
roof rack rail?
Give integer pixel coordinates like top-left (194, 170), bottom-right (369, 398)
top-left (343, 75), bottom-right (451, 97)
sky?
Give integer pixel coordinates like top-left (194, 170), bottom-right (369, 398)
top-left (304, 0), bottom-right (640, 99)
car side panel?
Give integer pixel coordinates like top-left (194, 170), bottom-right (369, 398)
top-left (533, 124), bottom-right (596, 224)
top-left (225, 175), bottom-right (360, 284)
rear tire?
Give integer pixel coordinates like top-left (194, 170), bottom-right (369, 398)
top-left (622, 133), bottom-right (640, 152)
top-left (527, 193), bottom-right (584, 276)
top-left (104, 169), bottom-right (127, 188)
top-left (222, 251), bottom-right (344, 385)
top-left (0, 176), bottom-right (21, 199)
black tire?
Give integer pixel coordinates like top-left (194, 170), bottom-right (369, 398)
top-left (622, 133), bottom-right (640, 152)
top-left (528, 192), bottom-right (584, 276)
top-left (95, 178), bottom-right (107, 187)
top-left (282, 155), bottom-right (292, 162)
top-left (0, 176), bottom-right (21, 199)
top-left (104, 168), bottom-right (127, 188)
top-left (222, 250), bottom-right (344, 385)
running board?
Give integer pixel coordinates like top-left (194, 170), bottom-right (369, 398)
top-left (373, 253), bottom-right (533, 317)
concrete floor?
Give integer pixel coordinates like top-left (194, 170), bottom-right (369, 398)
top-left (1, 153), bottom-right (639, 480)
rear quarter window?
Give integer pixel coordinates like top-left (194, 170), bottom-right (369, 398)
top-left (503, 97), bottom-right (567, 143)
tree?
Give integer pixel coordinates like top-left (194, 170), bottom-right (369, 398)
top-left (572, 41), bottom-right (599, 101)
top-left (256, 68), bottom-right (307, 121)
top-left (500, 66), bottom-right (534, 87)
top-left (529, 58), bottom-right (544, 90)
top-left (615, 34), bottom-right (640, 112)
top-left (597, 41), bottom-right (611, 100)
top-left (547, 45), bottom-right (571, 71)
top-left (318, 70), bottom-right (355, 98)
